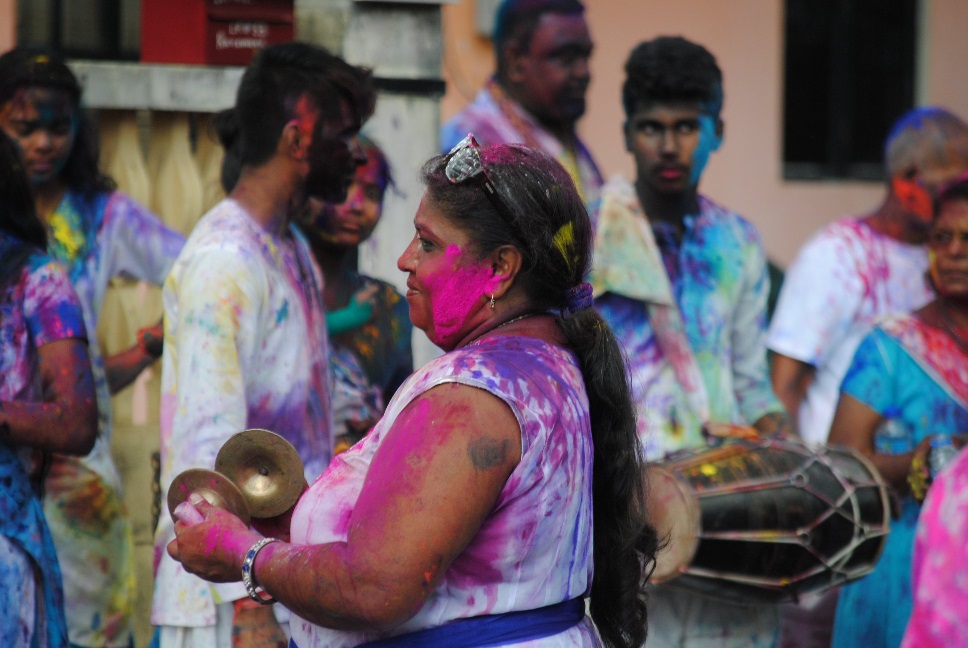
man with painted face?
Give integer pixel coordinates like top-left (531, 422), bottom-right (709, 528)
top-left (152, 41), bottom-right (374, 647)
top-left (590, 36), bottom-right (790, 647)
top-left (440, 0), bottom-right (602, 202)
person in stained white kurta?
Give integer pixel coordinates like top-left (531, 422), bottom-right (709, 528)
top-left (150, 41), bottom-right (375, 647)
top-left (153, 199), bottom-right (335, 633)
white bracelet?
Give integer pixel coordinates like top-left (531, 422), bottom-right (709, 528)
top-left (241, 537), bottom-right (280, 605)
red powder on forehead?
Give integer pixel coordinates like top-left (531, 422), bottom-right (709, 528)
top-left (292, 95), bottom-right (318, 134)
top-left (427, 245), bottom-right (502, 345)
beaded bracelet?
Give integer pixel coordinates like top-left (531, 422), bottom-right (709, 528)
top-left (241, 537), bottom-right (280, 605)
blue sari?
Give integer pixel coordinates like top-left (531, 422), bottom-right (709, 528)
top-left (832, 316), bottom-right (968, 648)
top-left (0, 442), bottom-right (69, 646)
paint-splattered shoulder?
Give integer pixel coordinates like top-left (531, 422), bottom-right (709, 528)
top-left (697, 195), bottom-right (764, 245)
top-left (170, 202), bottom-right (272, 287)
top-left (181, 199), bottom-right (261, 253)
top-left (22, 248), bottom-right (62, 277)
top-left (791, 216), bottom-right (883, 266)
top-left (0, 235), bottom-right (69, 289)
top-left (807, 216), bottom-right (872, 246)
top-left (102, 190), bottom-right (148, 218)
top-left (462, 335), bottom-right (580, 375)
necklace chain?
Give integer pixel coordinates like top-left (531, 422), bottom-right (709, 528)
top-left (495, 313), bottom-right (536, 330)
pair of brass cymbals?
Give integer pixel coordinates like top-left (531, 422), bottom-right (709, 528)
top-left (167, 428), bottom-right (305, 525)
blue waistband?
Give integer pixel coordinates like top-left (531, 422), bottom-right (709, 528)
top-left (290, 597), bottom-right (585, 648)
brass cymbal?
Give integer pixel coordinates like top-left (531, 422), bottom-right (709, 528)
top-left (215, 428), bottom-right (305, 519)
top-left (167, 468), bottom-right (251, 526)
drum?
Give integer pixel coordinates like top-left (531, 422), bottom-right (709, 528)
top-left (644, 437), bottom-right (890, 604)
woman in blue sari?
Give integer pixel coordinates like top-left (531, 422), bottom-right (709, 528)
top-left (828, 175), bottom-right (968, 648)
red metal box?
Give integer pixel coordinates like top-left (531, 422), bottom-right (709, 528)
top-left (141, 0), bottom-right (294, 66)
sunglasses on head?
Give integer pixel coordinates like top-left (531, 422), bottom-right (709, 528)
top-left (445, 134), bottom-right (517, 229)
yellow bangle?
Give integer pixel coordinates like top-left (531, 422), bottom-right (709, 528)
top-left (908, 454), bottom-right (929, 503)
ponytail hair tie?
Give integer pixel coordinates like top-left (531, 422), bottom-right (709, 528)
top-left (562, 282), bottom-right (594, 318)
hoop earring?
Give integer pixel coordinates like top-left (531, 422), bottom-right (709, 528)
top-left (489, 294), bottom-right (496, 309)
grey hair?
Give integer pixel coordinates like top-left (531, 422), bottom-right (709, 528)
top-left (884, 106), bottom-right (968, 178)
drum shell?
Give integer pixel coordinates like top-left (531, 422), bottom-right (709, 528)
top-left (643, 438), bottom-right (890, 604)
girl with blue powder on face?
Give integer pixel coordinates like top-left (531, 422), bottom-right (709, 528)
top-left (0, 48), bottom-right (185, 648)
top-left (0, 132), bottom-right (97, 647)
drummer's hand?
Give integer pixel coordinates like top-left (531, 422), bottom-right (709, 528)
top-left (137, 320), bottom-right (165, 359)
top-left (752, 411), bottom-right (796, 439)
top-left (167, 494), bottom-right (260, 583)
top-left (703, 422), bottom-right (761, 445)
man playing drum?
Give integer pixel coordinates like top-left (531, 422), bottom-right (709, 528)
top-left (590, 36), bottom-right (792, 647)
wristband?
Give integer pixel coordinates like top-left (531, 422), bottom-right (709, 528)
top-left (241, 537), bottom-right (280, 604)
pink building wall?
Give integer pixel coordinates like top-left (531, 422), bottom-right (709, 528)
top-left (442, 0), bottom-right (968, 266)
top-left (0, 0), bottom-right (14, 52)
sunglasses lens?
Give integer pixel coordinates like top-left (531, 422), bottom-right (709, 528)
top-left (445, 147), bottom-right (482, 185)
top-left (447, 133), bottom-right (475, 155)
top-left (442, 133), bottom-right (516, 232)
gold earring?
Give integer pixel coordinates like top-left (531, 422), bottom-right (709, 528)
top-left (489, 295), bottom-right (496, 309)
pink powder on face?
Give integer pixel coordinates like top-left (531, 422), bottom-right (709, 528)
top-left (426, 245), bottom-right (502, 345)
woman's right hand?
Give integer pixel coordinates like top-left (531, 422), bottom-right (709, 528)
top-left (168, 494), bottom-right (260, 583)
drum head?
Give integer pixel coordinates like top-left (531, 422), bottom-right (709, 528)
top-left (643, 464), bottom-right (701, 583)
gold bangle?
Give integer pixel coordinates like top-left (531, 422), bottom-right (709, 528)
top-left (908, 454), bottom-right (929, 503)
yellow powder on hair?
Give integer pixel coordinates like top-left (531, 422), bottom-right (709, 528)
top-left (553, 221), bottom-right (576, 272)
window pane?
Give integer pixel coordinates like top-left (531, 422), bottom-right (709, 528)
top-left (16, 0), bottom-right (140, 60)
top-left (783, 0), bottom-right (918, 181)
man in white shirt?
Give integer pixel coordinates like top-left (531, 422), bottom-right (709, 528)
top-left (767, 106), bottom-right (968, 648)
top-left (769, 107), bottom-right (968, 446)
top-left (152, 41), bottom-right (375, 647)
